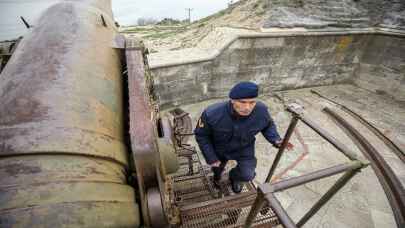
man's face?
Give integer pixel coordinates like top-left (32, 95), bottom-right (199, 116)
top-left (231, 98), bottom-right (257, 116)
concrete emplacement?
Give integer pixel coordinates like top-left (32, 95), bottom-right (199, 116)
top-left (0, 0), bottom-right (404, 227)
top-left (155, 28), bottom-right (405, 228)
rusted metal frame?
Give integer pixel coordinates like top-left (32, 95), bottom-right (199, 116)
top-left (261, 161), bottom-right (363, 193)
top-left (265, 115), bottom-right (300, 183)
top-left (311, 89), bottom-right (405, 163)
top-left (245, 161), bottom-right (364, 228)
top-left (175, 185), bottom-right (211, 196)
top-left (181, 192), bottom-right (257, 216)
top-left (265, 193), bottom-right (297, 228)
top-left (296, 167), bottom-right (361, 227)
top-left (243, 192), bottom-right (267, 228)
top-left (147, 187), bottom-right (169, 228)
top-left (179, 160), bottom-right (199, 166)
top-left (201, 165), bottom-right (221, 199)
top-left (324, 107), bottom-right (405, 227)
top-left (126, 38), bottom-right (164, 227)
top-left (180, 190), bottom-right (256, 211)
top-left (186, 150), bottom-right (196, 175)
top-left (182, 201), bottom-right (261, 226)
top-left (173, 173), bottom-right (205, 181)
top-left (287, 105), bottom-right (359, 161)
top-left (171, 109), bottom-right (193, 146)
top-left (172, 167), bottom-right (201, 178)
top-left (176, 143), bottom-right (197, 175)
top-left (176, 191), bottom-right (213, 204)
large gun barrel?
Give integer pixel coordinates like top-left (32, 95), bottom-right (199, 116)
top-left (0, 0), bottom-right (140, 227)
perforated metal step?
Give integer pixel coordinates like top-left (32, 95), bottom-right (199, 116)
top-left (170, 146), bottom-right (280, 227)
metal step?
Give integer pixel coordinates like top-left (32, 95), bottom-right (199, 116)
top-left (177, 179), bottom-right (279, 228)
top-left (171, 152), bottom-right (279, 227)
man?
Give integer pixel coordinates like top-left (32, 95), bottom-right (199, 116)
top-left (194, 81), bottom-right (293, 193)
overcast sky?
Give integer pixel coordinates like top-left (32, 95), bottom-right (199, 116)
top-left (112, 0), bottom-right (236, 25)
top-left (0, 0), bottom-right (237, 40)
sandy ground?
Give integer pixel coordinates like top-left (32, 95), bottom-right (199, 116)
top-left (120, 0), bottom-right (267, 52)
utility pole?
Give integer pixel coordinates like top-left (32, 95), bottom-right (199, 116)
top-left (185, 8), bottom-right (193, 24)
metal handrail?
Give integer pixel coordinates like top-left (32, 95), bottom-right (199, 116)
top-left (245, 104), bottom-right (369, 228)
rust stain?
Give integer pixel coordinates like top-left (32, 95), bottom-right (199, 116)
top-left (0, 128), bottom-right (28, 153)
top-left (1, 163), bottom-right (42, 177)
top-left (87, 167), bottom-right (106, 176)
top-left (272, 128), bottom-right (309, 182)
top-left (0, 143), bottom-right (15, 154)
top-left (0, 5), bottom-right (78, 127)
top-left (0, 97), bottom-right (48, 126)
top-left (0, 2), bottom-right (140, 227)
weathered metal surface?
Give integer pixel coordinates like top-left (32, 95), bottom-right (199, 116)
top-left (0, 0), bottom-right (126, 162)
top-left (126, 37), bottom-right (158, 188)
top-left (287, 104), bottom-right (360, 161)
top-left (324, 107), bottom-right (405, 228)
top-left (169, 108), bottom-right (193, 145)
top-left (296, 168), bottom-right (360, 227)
top-left (0, 202), bottom-right (140, 228)
top-left (0, 0), bottom-right (140, 227)
top-left (147, 187), bottom-right (170, 228)
top-left (158, 138), bottom-right (180, 177)
top-left (265, 193), bottom-right (296, 228)
top-left (126, 38), bottom-right (162, 227)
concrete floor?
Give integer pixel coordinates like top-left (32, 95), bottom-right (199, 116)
top-left (168, 84), bottom-right (405, 228)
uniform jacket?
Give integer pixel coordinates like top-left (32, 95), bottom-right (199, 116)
top-left (194, 101), bottom-right (281, 164)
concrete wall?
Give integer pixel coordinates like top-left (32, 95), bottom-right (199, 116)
top-left (151, 34), bottom-right (369, 108)
top-left (355, 34), bottom-right (405, 101)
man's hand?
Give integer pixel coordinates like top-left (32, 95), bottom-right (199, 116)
top-left (275, 139), bottom-right (294, 150)
top-left (210, 160), bottom-right (221, 167)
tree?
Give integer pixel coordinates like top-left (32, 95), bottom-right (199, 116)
top-left (137, 17), bottom-right (158, 26)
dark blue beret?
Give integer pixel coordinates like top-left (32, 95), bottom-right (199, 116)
top-left (229, 81), bottom-right (258, 99)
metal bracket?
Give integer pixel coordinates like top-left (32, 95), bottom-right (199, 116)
top-left (286, 103), bottom-right (304, 116)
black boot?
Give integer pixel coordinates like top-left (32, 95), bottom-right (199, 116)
top-left (260, 201), bottom-right (270, 215)
top-left (212, 166), bottom-right (224, 188)
top-left (230, 177), bottom-right (242, 193)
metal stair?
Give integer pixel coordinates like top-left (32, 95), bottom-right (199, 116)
top-left (170, 145), bottom-right (279, 228)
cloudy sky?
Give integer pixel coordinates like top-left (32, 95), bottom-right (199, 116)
top-left (0, 0), bottom-right (237, 40)
top-left (112, 0), bottom-right (236, 25)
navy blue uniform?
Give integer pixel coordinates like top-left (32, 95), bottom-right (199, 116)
top-left (194, 101), bottom-right (281, 182)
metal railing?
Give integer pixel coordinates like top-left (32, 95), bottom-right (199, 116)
top-left (244, 104), bottom-right (369, 228)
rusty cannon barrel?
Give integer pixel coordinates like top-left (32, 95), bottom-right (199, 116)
top-left (0, 0), bottom-right (139, 227)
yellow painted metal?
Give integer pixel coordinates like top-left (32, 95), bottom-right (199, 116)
top-left (0, 0), bottom-right (140, 227)
top-left (1, 202), bottom-right (140, 228)
top-left (157, 139), bottom-right (180, 177)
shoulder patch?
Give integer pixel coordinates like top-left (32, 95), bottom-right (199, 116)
top-left (197, 117), bottom-right (204, 128)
